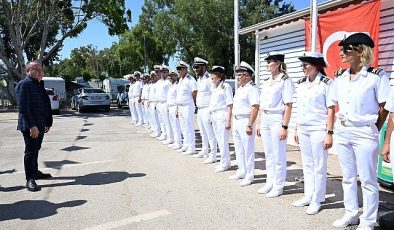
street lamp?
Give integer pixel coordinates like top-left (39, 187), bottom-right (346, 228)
top-left (143, 34), bottom-right (147, 74)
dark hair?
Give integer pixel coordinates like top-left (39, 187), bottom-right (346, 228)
top-left (211, 71), bottom-right (226, 81)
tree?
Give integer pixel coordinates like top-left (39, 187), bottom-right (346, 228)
top-left (0, 0), bottom-right (131, 105)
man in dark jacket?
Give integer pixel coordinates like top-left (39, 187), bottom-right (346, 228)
top-left (15, 61), bottom-right (53, 192)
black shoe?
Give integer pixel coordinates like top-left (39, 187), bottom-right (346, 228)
top-left (26, 179), bottom-right (41, 192)
top-left (37, 170), bottom-right (52, 179)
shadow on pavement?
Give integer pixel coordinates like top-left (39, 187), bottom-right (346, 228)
top-left (44, 160), bottom-right (80, 169)
top-left (0, 169), bottom-right (16, 175)
top-left (0, 171), bottom-right (146, 192)
top-left (56, 108), bottom-right (129, 118)
top-left (0, 200), bottom-right (87, 221)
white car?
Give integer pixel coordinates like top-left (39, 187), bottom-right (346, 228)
top-left (71, 88), bottom-right (111, 112)
top-left (45, 88), bottom-right (60, 115)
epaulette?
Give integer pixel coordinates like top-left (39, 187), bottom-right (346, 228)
top-left (250, 81), bottom-right (256, 86)
top-left (297, 77), bottom-right (307, 84)
top-left (334, 69), bottom-right (346, 77)
top-left (320, 76), bottom-right (331, 84)
top-left (281, 74), bottom-right (289, 81)
top-left (367, 67), bottom-right (384, 75)
top-left (220, 82), bottom-right (225, 89)
top-left (186, 75), bottom-right (191, 79)
top-left (263, 78), bottom-right (269, 81)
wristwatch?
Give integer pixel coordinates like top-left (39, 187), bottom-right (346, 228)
top-left (247, 124), bottom-right (253, 128)
top-left (327, 130), bottom-right (334, 135)
top-left (281, 124), bottom-right (288, 130)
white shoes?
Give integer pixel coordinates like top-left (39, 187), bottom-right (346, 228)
top-left (203, 156), bottom-right (217, 164)
top-left (229, 173), bottom-right (245, 180)
top-left (182, 150), bottom-right (196, 155)
top-left (162, 139), bottom-right (173, 145)
top-left (332, 214), bottom-right (359, 228)
top-left (136, 122), bottom-right (143, 126)
top-left (266, 189), bottom-right (283, 198)
top-left (257, 184), bottom-right (273, 194)
top-left (215, 166), bottom-right (229, 173)
top-left (172, 144), bottom-right (182, 150)
top-left (192, 152), bottom-right (206, 158)
top-left (157, 135), bottom-right (167, 141)
top-left (292, 197), bottom-right (311, 207)
top-left (176, 148), bottom-right (184, 153)
top-left (306, 203), bottom-right (321, 215)
top-left (239, 178), bottom-right (253, 187)
top-left (355, 223), bottom-right (374, 230)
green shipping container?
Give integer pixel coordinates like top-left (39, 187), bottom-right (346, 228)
top-left (378, 123), bottom-right (394, 189)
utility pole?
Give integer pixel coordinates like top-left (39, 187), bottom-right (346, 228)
top-left (143, 35), bottom-right (147, 74)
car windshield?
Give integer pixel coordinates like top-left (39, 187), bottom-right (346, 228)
top-left (84, 88), bottom-right (105, 94)
top-left (225, 80), bottom-right (235, 89)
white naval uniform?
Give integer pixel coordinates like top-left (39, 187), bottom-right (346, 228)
top-left (141, 83), bottom-right (151, 127)
top-left (167, 81), bottom-right (182, 147)
top-left (232, 80), bottom-right (260, 181)
top-left (196, 72), bottom-right (217, 157)
top-left (148, 81), bottom-right (160, 136)
top-left (296, 73), bottom-right (332, 204)
top-left (259, 73), bottom-right (295, 193)
top-left (156, 78), bottom-right (173, 141)
top-left (128, 83), bottom-right (135, 123)
top-left (209, 81), bottom-right (233, 168)
top-left (133, 80), bottom-right (143, 125)
top-left (329, 66), bottom-right (390, 227)
top-left (384, 86), bottom-right (394, 178)
top-left (176, 74), bottom-right (197, 152)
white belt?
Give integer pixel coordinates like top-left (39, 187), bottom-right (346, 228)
top-left (211, 108), bottom-right (226, 113)
top-left (198, 106), bottom-right (209, 109)
top-left (263, 110), bottom-right (282, 114)
top-left (233, 114), bottom-right (250, 120)
top-left (338, 120), bottom-right (373, 127)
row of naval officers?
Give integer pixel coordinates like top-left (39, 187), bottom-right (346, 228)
top-left (126, 33), bottom-right (391, 230)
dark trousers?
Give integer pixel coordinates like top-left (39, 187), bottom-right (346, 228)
top-left (22, 130), bottom-right (44, 180)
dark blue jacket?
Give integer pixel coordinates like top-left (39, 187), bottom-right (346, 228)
top-left (15, 76), bottom-right (53, 131)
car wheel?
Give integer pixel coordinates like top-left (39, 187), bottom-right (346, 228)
top-left (78, 104), bottom-right (84, 113)
top-left (53, 109), bottom-right (60, 115)
top-left (105, 106), bottom-right (110, 112)
top-left (117, 100), bottom-right (122, 108)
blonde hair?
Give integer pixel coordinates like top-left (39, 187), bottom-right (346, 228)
top-left (358, 44), bottom-right (374, 66)
top-left (278, 62), bottom-right (288, 75)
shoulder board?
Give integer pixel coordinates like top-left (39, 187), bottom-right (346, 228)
top-left (220, 82), bottom-right (225, 89)
top-left (367, 67), bottom-right (384, 75)
top-left (334, 69), bottom-right (346, 77)
top-left (320, 76), bottom-right (331, 84)
top-left (186, 75), bottom-right (191, 79)
top-left (263, 78), bottom-right (269, 81)
top-left (250, 81), bottom-right (256, 86)
top-left (297, 77), bottom-right (307, 84)
top-left (281, 74), bottom-right (289, 81)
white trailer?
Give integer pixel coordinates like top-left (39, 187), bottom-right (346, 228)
top-left (102, 77), bottom-right (129, 101)
top-left (43, 77), bottom-right (66, 101)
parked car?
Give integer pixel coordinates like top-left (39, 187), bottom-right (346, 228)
top-left (116, 83), bottom-right (130, 108)
top-left (224, 79), bottom-right (236, 95)
top-left (71, 88), bottom-right (110, 112)
top-left (45, 88), bottom-right (60, 115)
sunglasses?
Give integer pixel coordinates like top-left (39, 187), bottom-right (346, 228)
top-left (340, 46), bottom-right (357, 53)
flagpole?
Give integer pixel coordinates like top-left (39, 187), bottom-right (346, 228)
top-left (311, 0), bottom-right (318, 52)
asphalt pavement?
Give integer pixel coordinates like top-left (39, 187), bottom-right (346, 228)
top-left (0, 108), bottom-right (393, 230)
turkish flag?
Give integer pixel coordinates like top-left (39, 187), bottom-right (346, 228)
top-left (305, 0), bottom-right (381, 78)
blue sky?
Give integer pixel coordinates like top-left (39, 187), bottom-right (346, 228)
top-left (59, 0), bottom-right (326, 60)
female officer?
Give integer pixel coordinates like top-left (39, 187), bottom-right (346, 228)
top-left (292, 52), bottom-right (335, 215)
top-left (167, 70), bottom-right (182, 150)
top-left (256, 52), bottom-right (295, 198)
top-left (209, 66), bottom-right (233, 172)
top-left (329, 33), bottom-right (390, 229)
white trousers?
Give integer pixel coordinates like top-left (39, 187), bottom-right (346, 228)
top-left (178, 104), bottom-right (195, 152)
top-left (233, 117), bottom-right (255, 181)
top-left (157, 102), bottom-right (173, 140)
top-left (335, 121), bottom-right (379, 227)
top-left (143, 101), bottom-right (150, 126)
top-left (133, 98), bottom-right (143, 124)
top-left (298, 126), bottom-right (327, 203)
top-left (149, 102), bottom-right (160, 135)
top-left (260, 113), bottom-right (287, 192)
top-left (129, 99), bottom-right (135, 122)
top-left (168, 106), bottom-right (182, 146)
top-left (197, 107), bottom-right (217, 155)
top-left (211, 110), bottom-right (230, 168)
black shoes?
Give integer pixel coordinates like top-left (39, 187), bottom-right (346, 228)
top-left (37, 170), bottom-right (52, 179)
top-left (26, 179), bottom-right (41, 192)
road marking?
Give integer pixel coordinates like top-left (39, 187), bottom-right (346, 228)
top-left (0, 159), bottom-right (117, 176)
top-left (82, 209), bottom-right (170, 230)
top-left (325, 193), bottom-right (336, 199)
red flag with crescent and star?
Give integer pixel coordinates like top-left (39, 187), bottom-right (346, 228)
top-left (305, 0), bottom-right (380, 78)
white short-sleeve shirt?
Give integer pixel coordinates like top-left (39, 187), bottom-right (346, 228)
top-left (296, 73), bottom-right (332, 126)
top-left (259, 74), bottom-right (295, 112)
top-left (132, 80), bottom-right (143, 98)
top-left (128, 83), bottom-right (134, 100)
top-left (141, 83), bottom-right (150, 100)
top-left (148, 82), bottom-right (156, 101)
top-left (328, 66), bottom-right (390, 124)
top-left (196, 72), bottom-right (214, 107)
top-left (176, 75), bottom-right (197, 105)
top-left (155, 79), bottom-right (170, 102)
top-left (233, 80), bottom-right (260, 116)
top-left (209, 82), bottom-right (233, 112)
top-left (167, 82), bottom-right (178, 106)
